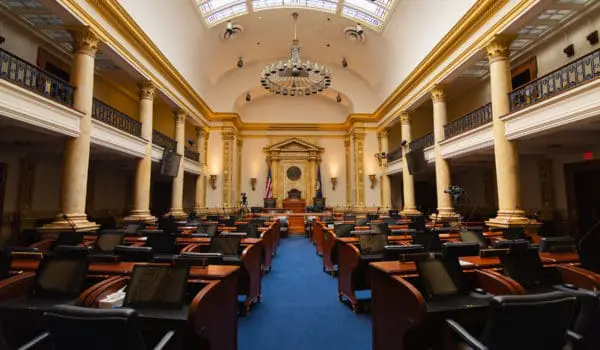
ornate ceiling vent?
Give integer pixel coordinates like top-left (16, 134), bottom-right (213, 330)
top-left (222, 20), bottom-right (243, 40)
top-left (344, 23), bottom-right (365, 42)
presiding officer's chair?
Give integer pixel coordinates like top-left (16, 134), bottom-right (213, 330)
top-left (18, 305), bottom-right (175, 350)
top-left (446, 291), bottom-right (580, 350)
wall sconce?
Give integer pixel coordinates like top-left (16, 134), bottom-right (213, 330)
top-left (369, 174), bottom-right (377, 189)
top-left (250, 177), bottom-right (257, 191)
top-left (374, 152), bottom-right (387, 166)
top-left (330, 177), bottom-right (338, 190)
top-left (209, 175), bottom-right (217, 190)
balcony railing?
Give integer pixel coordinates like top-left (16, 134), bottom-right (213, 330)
top-left (444, 103), bottom-right (492, 139)
top-left (387, 147), bottom-right (403, 162)
top-left (92, 99), bottom-right (142, 137)
top-left (184, 148), bottom-right (200, 162)
top-left (152, 130), bottom-right (176, 151)
top-left (509, 48), bottom-right (600, 112)
top-left (0, 48), bottom-right (74, 106)
top-left (409, 133), bottom-right (434, 152)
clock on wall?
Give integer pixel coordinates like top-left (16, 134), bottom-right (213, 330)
top-left (286, 166), bottom-right (302, 181)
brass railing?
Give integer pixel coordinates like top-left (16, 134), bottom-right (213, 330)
top-left (387, 147), bottom-right (403, 162)
top-left (509, 48), bottom-right (600, 111)
top-left (409, 133), bottom-right (434, 152)
top-left (0, 48), bottom-right (74, 106)
top-left (92, 99), bottom-right (142, 137)
top-left (184, 148), bottom-right (200, 162)
top-left (444, 103), bottom-right (492, 139)
top-left (152, 130), bottom-right (176, 150)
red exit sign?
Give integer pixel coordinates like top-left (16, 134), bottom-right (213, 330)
top-left (583, 152), bottom-right (594, 160)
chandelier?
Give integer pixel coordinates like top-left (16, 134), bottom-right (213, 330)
top-left (260, 12), bottom-right (331, 97)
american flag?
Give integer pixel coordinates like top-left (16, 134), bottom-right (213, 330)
top-left (265, 166), bottom-right (273, 199)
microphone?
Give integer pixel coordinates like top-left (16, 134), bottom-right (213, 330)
top-left (523, 210), bottom-right (540, 235)
top-left (62, 214), bottom-right (77, 232)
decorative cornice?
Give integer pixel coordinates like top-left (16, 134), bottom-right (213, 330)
top-left (430, 85), bottom-right (446, 103)
top-left (485, 34), bottom-right (517, 63)
top-left (68, 26), bottom-right (99, 57)
top-left (138, 81), bottom-right (156, 100)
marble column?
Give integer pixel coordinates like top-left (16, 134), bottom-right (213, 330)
top-left (344, 136), bottom-right (352, 209)
top-left (353, 129), bottom-right (366, 209)
top-left (308, 154), bottom-right (316, 202)
top-left (431, 85), bottom-right (458, 220)
top-left (125, 82), bottom-right (156, 223)
top-left (400, 113), bottom-right (421, 217)
top-left (221, 129), bottom-right (235, 208)
top-left (168, 109), bottom-right (186, 219)
top-left (194, 127), bottom-right (207, 214)
top-left (40, 27), bottom-right (100, 233)
top-left (485, 35), bottom-right (529, 227)
top-left (236, 137), bottom-right (243, 207)
top-left (378, 129), bottom-right (392, 210)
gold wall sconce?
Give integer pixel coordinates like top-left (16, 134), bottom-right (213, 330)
top-left (209, 174), bottom-right (217, 190)
top-left (369, 174), bottom-right (377, 189)
top-left (330, 177), bottom-right (338, 190)
top-left (250, 178), bottom-right (257, 191)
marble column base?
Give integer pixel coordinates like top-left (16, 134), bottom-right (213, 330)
top-left (38, 213), bottom-right (100, 238)
top-left (165, 208), bottom-right (187, 220)
top-left (430, 208), bottom-right (460, 221)
top-left (123, 210), bottom-right (156, 224)
top-left (400, 208), bottom-right (422, 217)
top-left (486, 209), bottom-right (538, 228)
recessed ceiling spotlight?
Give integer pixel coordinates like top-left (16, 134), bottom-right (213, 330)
top-left (342, 57), bottom-right (348, 68)
top-left (256, 41), bottom-right (261, 46)
top-left (336, 93), bottom-right (342, 103)
top-left (325, 43), bottom-right (331, 47)
top-left (246, 93), bottom-right (251, 102)
top-left (237, 57), bottom-right (244, 68)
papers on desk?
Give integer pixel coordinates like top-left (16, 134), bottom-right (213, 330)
top-left (99, 287), bottom-right (126, 309)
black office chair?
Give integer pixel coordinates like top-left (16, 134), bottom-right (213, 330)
top-left (411, 231), bottom-right (442, 252)
top-left (114, 245), bottom-right (153, 262)
top-left (538, 236), bottom-right (576, 253)
top-left (459, 229), bottom-right (488, 248)
top-left (19, 305), bottom-right (175, 350)
top-left (198, 224), bottom-right (218, 237)
top-left (175, 252), bottom-right (224, 267)
top-left (371, 222), bottom-right (391, 236)
top-left (56, 231), bottom-right (84, 246)
top-left (93, 230), bottom-right (125, 254)
top-left (218, 218), bottom-right (235, 227)
top-left (409, 216), bottom-right (426, 231)
top-left (382, 244), bottom-right (425, 261)
top-left (382, 217), bottom-right (398, 226)
top-left (442, 242), bottom-right (481, 258)
top-left (491, 239), bottom-right (530, 250)
top-left (0, 247), bottom-right (12, 281)
top-left (554, 285), bottom-right (600, 350)
top-left (343, 214), bottom-right (356, 221)
top-left (446, 291), bottom-right (580, 350)
top-left (146, 231), bottom-right (177, 260)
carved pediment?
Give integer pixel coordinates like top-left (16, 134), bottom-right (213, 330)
top-left (264, 138), bottom-right (324, 153)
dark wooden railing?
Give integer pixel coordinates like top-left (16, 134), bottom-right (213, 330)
top-left (387, 147), bottom-right (403, 162)
top-left (444, 103), bottom-right (492, 139)
top-left (509, 48), bottom-right (600, 111)
top-left (152, 130), bottom-right (176, 150)
top-left (184, 148), bottom-right (200, 162)
top-left (92, 99), bottom-right (142, 137)
top-left (0, 48), bottom-right (74, 106)
top-left (409, 133), bottom-right (434, 152)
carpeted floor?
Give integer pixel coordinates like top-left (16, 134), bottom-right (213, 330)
top-left (238, 236), bottom-right (372, 350)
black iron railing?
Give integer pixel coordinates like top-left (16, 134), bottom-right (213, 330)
top-left (0, 48), bottom-right (74, 106)
top-left (152, 130), bottom-right (176, 150)
top-left (409, 133), bottom-right (434, 152)
top-left (444, 103), bottom-right (492, 139)
top-left (509, 48), bottom-right (600, 111)
top-left (92, 99), bottom-right (142, 137)
top-left (387, 147), bottom-right (403, 162)
top-left (184, 148), bottom-right (200, 162)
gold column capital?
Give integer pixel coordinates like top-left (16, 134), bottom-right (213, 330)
top-left (237, 137), bottom-right (243, 148)
top-left (68, 26), bottom-right (100, 57)
top-left (485, 34), bottom-right (517, 63)
top-left (173, 109), bottom-right (186, 123)
top-left (138, 81), bottom-right (156, 100)
top-left (344, 136), bottom-right (351, 148)
top-left (430, 85), bottom-right (446, 103)
top-left (195, 127), bottom-right (207, 139)
top-left (399, 113), bottom-right (411, 124)
top-left (377, 129), bottom-right (389, 139)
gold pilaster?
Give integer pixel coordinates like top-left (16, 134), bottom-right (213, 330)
top-left (236, 137), bottom-right (243, 208)
top-left (344, 136), bottom-right (351, 209)
top-left (221, 128), bottom-right (235, 208)
top-left (194, 127), bottom-right (207, 213)
top-left (378, 129), bottom-right (392, 210)
top-left (353, 129), bottom-right (366, 209)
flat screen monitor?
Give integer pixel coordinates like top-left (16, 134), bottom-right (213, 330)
top-left (358, 234), bottom-right (387, 254)
top-left (35, 258), bottom-right (89, 298)
top-left (416, 257), bottom-right (465, 298)
top-left (94, 231), bottom-right (125, 253)
top-left (209, 235), bottom-right (243, 256)
top-left (124, 266), bottom-right (189, 309)
top-left (412, 231), bottom-right (442, 252)
top-left (160, 149), bottom-right (182, 177)
top-left (405, 150), bottom-right (427, 175)
top-left (334, 224), bottom-right (355, 238)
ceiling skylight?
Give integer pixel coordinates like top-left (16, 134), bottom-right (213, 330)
top-left (195, 0), bottom-right (397, 31)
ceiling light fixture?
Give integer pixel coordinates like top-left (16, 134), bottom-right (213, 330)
top-left (336, 93), bottom-right (342, 103)
top-left (260, 12), bottom-right (331, 97)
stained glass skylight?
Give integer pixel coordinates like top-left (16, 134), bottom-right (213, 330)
top-left (195, 0), bottom-right (397, 31)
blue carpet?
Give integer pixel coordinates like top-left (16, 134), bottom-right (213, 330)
top-left (238, 236), bottom-right (372, 350)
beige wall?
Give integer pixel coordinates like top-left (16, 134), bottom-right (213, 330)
top-left (447, 80), bottom-right (492, 122)
top-left (236, 95), bottom-right (350, 124)
top-left (205, 130), bottom-right (224, 208)
top-left (153, 100), bottom-right (175, 137)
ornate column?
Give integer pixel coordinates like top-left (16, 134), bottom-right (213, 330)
top-left (344, 136), bottom-right (351, 208)
top-left (485, 35), bottom-right (529, 227)
top-left (221, 128), bottom-right (235, 208)
top-left (167, 109), bottom-right (186, 219)
top-left (40, 27), bottom-right (100, 233)
top-left (308, 152), bottom-right (317, 202)
top-left (271, 155), bottom-right (280, 204)
top-left (353, 129), bottom-right (366, 209)
top-left (194, 127), bottom-right (207, 214)
top-left (378, 129), bottom-right (392, 210)
top-left (125, 82), bottom-right (156, 223)
top-left (400, 113), bottom-right (421, 216)
top-left (236, 137), bottom-right (243, 207)
top-left (431, 85), bottom-right (458, 220)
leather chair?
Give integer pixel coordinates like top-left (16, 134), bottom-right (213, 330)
top-left (538, 236), bottom-right (576, 253)
top-left (446, 291), bottom-right (580, 350)
top-left (114, 245), bottom-right (153, 262)
top-left (554, 285), bottom-right (600, 350)
top-left (442, 242), bottom-right (481, 258)
top-left (382, 244), bottom-right (424, 261)
top-left (146, 231), bottom-right (177, 260)
top-left (411, 231), bottom-right (442, 252)
top-left (19, 305), bottom-right (175, 350)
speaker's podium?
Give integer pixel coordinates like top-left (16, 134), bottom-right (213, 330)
top-left (282, 189), bottom-right (306, 234)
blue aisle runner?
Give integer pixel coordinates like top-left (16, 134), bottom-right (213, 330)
top-left (238, 236), bottom-right (371, 350)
